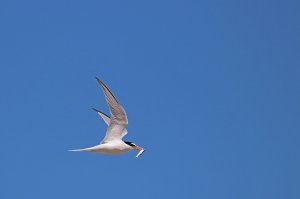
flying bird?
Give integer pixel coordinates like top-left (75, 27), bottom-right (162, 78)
top-left (69, 77), bottom-right (145, 158)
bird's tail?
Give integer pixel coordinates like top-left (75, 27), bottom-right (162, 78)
top-left (68, 147), bottom-right (93, 152)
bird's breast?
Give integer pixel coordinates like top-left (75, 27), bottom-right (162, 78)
top-left (91, 142), bottom-right (132, 154)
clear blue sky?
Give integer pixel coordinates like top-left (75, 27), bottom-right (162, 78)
top-left (1, 0), bottom-right (299, 198)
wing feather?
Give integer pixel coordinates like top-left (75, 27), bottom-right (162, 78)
top-left (92, 108), bottom-right (110, 125)
top-left (95, 77), bottom-right (128, 142)
top-left (95, 77), bottom-right (128, 125)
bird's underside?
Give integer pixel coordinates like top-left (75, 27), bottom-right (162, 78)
top-left (69, 77), bottom-right (145, 158)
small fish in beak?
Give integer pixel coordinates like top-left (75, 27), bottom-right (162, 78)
top-left (136, 148), bottom-right (145, 158)
top-left (133, 145), bottom-right (145, 158)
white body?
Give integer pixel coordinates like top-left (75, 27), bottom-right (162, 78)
top-left (71, 140), bottom-right (132, 154)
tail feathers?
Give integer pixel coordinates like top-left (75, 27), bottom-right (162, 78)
top-left (68, 147), bottom-right (92, 152)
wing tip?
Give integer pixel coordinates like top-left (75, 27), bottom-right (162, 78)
top-left (95, 76), bottom-right (103, 85)
top-left (94, 76), bottom-right (120, 104)
top-left (91, 108), bottom-right (110, 118)
top-left (92, 107), bottom-right (100, 112)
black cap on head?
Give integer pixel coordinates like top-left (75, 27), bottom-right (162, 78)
top-left (125, 141), bottom-right (136, 147)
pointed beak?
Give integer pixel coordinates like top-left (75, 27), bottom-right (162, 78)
top-left (133, 146), bottom-right (145, 158)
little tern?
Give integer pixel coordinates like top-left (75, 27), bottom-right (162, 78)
top-left (69, 77), bottom-right (145, 158)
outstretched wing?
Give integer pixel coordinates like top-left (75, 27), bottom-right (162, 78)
top-left (92, 108), bottom-right (128, 138)
top-left (96, 77), bottom-right (128, 125)
top-left (95, 77), bottom-right (128, 142)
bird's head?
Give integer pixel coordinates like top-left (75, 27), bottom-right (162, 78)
top-left (125, 141), bottom-right (140, 149)
top-left (125, 141), bottom-right (145, 158)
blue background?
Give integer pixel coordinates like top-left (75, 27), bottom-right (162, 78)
top-left (1, 0), bottom-right (299, 198)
